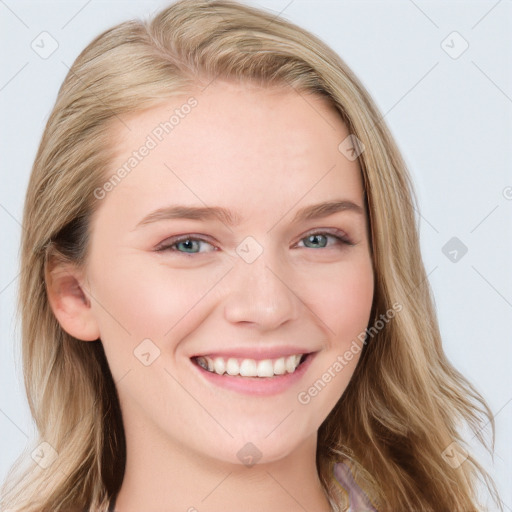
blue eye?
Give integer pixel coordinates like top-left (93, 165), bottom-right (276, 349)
top-left (156, 236), bottom-right (215, 254)
top-left (298, 232), bottom-right (352, 249)
top-left (156, 230), bottom-right (353, 255)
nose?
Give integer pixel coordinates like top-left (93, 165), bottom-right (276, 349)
top-left (223, 248), bottom-right (301, 330)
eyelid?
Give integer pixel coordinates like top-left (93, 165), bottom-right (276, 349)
top-left (154, 227), bottom-right (355, 253)
top-left (298, 227), bottom-right (354, 246)
top-left (154, 233), bottom-right (216, 252)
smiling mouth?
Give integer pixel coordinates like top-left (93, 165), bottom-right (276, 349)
top-left (192, 353), bottom-right (310, 378)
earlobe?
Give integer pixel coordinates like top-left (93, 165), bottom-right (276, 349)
top-left (45, 258), bottom-right (100, 342)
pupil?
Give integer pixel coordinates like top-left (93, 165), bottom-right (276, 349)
top-left (308, 234), bottom-right (326, 248)
top-left (180, 240), bottom-right (196, 252)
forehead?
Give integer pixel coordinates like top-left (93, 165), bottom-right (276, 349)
top-left (98, 81), bottom-right (365, 226)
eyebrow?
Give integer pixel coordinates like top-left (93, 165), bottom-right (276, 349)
top-left (134, 199), bottom-right (364, 230)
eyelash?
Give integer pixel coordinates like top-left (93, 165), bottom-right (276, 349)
top-left (155, 229), bottom-right (354, 255)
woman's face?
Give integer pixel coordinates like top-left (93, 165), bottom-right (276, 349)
top-left (84, 81), bottom-right (374, 465)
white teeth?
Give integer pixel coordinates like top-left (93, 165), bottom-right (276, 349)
top-left (273, 357), bottom-right (286, 375)
top-left (226, 358), bottom-right (239, 376)
top-left (214, 357), bottom-right (225, 375)
top-left (195, 354), bottom-right (305, 378)
top-left (257, 359), bottom-right (274, 377)
top-left (286, 355), bottom-right (298, 373)
top-left (240, 359), bottom-right (257, 377)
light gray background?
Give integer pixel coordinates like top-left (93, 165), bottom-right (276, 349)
top-left (1, 0), bottom-right (511, 508)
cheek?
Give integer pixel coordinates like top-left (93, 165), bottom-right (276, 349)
top-left (297, 264), bottom-right (373, 421)
top-left (309, 259), bottom-right (374, 340)
top-left (91, 255), bottom-right (374, 336)
top-left (87, 255), bottom-right (223, 362)
top-left (89, 247), bottom-right (373, 378)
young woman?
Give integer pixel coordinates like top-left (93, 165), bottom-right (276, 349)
top-left (0, 0), bottom-right (502, 510)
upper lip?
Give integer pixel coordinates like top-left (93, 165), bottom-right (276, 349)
top-left (190, 346), bottom-right (315, 361)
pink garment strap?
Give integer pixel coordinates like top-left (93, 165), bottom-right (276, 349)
top-left (333, 462), bottom-right (378, 512)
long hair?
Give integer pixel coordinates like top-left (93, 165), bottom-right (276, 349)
top-left (1, 1), bottom-right (502, 510)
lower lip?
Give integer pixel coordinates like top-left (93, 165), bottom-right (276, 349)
top-left (191, 353), bottom-right (316, 396)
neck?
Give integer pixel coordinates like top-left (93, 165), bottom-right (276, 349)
top-left (114, 417), bottom-right (333, 512)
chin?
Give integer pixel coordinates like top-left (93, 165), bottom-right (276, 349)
top-left (204, 430), bottom-right (312, 468)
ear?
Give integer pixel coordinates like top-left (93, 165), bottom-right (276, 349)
top-left (45, 256), bottom-right (100, 342)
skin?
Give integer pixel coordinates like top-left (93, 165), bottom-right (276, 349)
top-left (47, 80), bottom-right (374, 512)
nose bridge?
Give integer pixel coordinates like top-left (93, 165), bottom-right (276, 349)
top-left (223, 238), bottom-right (299, 328)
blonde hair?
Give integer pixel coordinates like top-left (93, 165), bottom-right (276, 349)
top-left (1, 1), bottom-right (502, 510)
